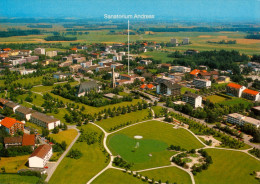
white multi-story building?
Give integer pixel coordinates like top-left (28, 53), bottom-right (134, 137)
top-left (30, 112), bottom-right (60, 130)
top-left (183, 38), bottom-right (190, 45)
top-left (227, 113), bottom-right (260, 128)
top-left (182, 91), bottom-right (202, 108)
top-left (19, 69), bottom-right (37, 75)
top-left (171, 66), bottom-right (191, 73)
top-left (34, 48), bottom-right (45, 55)
top-left (29, 144), bottom-right (52, 168)
top-left (170, 38), bottom-right (178, 45)
top-left (193, 78), bottom-right (211, 89)
top-left (46, 51), bottom-right (57, 58)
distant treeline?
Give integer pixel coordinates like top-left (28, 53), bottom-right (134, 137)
top-left (44, 35), bottom-right (77, 41)
top-left (245, 34), bottom-right (260, 40)
top-left (27, 24), bottom-right (53, 28)
top-left (0, 28), bottom-right (41, 37)
top-left (66, 31), bottom-right (89, 35)
top-left (139, 27), bottom-right (260, 32)
top-left (207, 40), bottom-right (237, 44)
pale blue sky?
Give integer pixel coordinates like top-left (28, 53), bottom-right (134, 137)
top-left (0, 0), bottom-right (259, 21)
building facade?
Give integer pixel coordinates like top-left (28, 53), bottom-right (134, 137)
top-left (182, 91), bottom-right (202, 108)
top-left (193, 78), bottom-right (211, 89)
top-left (29, 144), bottom-right (52, 168)
top-left (227, 113), bottom-right (260, 128)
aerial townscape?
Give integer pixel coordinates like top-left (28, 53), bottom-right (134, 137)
top-left (0, 0), bottom-right (260, 184)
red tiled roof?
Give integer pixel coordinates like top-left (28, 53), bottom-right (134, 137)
top-left (0, 117), bottom-right (23, 129)
top-left (3, 48), bottom-right (11, 51)
top-left (70, 48), bottom-right (77, 51)
top-left (190, 69), bottom-right (200, 75)
top-left (30, 144), bottom-right (52, 159)
top-left (243, 89), bottom-right (259, 96)
top-left (22, 134), bottom-right (35, 146)
top-left (227, 83), bottom-right (242, 89)
top-left (136, 66), bottom-right (145, 70)
top-left (147, 84), bottom-right (155, 89)
top-left (0, 98), bottom-right (9, 105)
top-left (4, 136), bottom-right (22, 144)
top-left (140, 84), bottom-right (146, 89)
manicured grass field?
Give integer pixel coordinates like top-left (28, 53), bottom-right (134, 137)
top-left (49, 123), bottom-right (108, 184)
top-left (0, 174), bottom-right (39, 184)
top-left (140, 166), bottom-right (192, 184)
top-left (181, 87), bottom-right (197, 94)
top-left (219, 97), bottom-right (253, 107)
top-left (31, 81), bottom-right (79, 93)
top-left (0, 155), bottom-right (29, 173)
top-left (151, 106), bottom-right (164, 117)
top-left (47, 108), bottom-right (69, 124)
top-left (194, 148), bottom-right (260, 184)
top-left (49, 129), bottom-right (78, 145)
top-left (108, 120), bottom-right (204, 170)
top-left (109, 134), bottom-right (168, 163)
top-left (92, 169), bottom-right (145, 184)
top-left (206, 95), bottom-right (228, 103)
top-left (96, 109), bottom-right (150, 132)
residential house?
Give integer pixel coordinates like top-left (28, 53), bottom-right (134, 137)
top-left (29, 144), bottom-right (52, 168)
top-left (0, 117), bottom-right (24, 135)
top-left (46, 51), bottom-right (57, 58)
top-left (171, 66), bottom-right (191, 73)
top-left (59, 60), bottom-right (72, 67)
top-left (30, 112), bottom-right (60, 130)
top-left (140, 84), bottom-right (155, 90)
top-left (226, 83), bottom-right (246, 98)
top-left (4, 134), bottom-right (36, 149)
top-left (183, 38), bottom-right (189, 45)
top-left (182, 91), bottom-right (202, 108)
top-left (69, 64), bottom-right (82, 73)
top-left (227, 113), bottom-right (260, 128)
top-left (139, 60), bottom-right (152, 65)
top-left (185, 49), bottom-right (199, 55)
top-left (136, 66), bottom-right (145, 73)
top-left (217, 76), bottom-right (230, 83)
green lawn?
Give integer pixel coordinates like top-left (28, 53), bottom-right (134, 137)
top-left (49, 129), bottom-right (78, 145)
top-left (31, 81), bottom-right (79, 93)
top-left (140, 166), bottom-right (192, 184)
top-left (0, 174), bottom-right (39, 184)
top-left (0, 155), bottom-right (29, 173)
top-left (194, 148), bottom-right (260, 184)
top-left (17, 93), bottom-right (45, 107)
top-left (14, 76), bottom-right (43, 86)
top-left (181, 87), bottom-right (197, 95)
top-left (206, 95), bottom-right (228, 103)
top-left (49, 123), bottom-right (108, 184)
top-left (92, 169), bottom-right (145, 184)
top-left (140, 51), bottom-right (171, 63)
top-left (96, 109), bottom-right (150, 132)
top-left (219, 97), bottom-right (253, 107)
top-left (25, 122), bottom-right (43, 134)
top-left (47, 108), bottom-right (69, 124)
top-left (108, 120), bottom-right (204, 170)
top-left (151, 106), bottom-right (164, 117)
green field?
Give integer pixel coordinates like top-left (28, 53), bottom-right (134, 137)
top-left (140, 51), bottom-right (171, 63)
top-left (49, 129), bottom-right (78, 145)
top-left (181, 87), bottom-right (197, 94)
top-left (96, 109), bottom-right (150, 131)
top-left (14, 76), bottom-right (43, 86)
top-left (194, 148), bottom-right (260, 184)
top-left (49, 123), bottom-right (108, 184)
top-left (0, 174), bottom-right (39, 184)
top-left (151, 106), bottom-right (164, 117)
top-left (140, 166), bottom-right (192, 184)
top-left (108, 120), bottom-right (204, 170)
top-left (206, 95), bottom-right (228, 103)
top-left (25, 122), bottom-right (43, 134)
top-left (0, 155), bottom-right (29, 173)
top-left (92, 169), bottom-right (145, 184)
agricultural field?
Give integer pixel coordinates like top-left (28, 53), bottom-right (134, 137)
top-left (48, 129), bottom-right (78, 145)
top-left (49, 123), bottom-right (108, 184)
top-left (140, 166), bottom-right (192, 184)
top-left (92, 169), bottom-right (145, 184)
top-left (140, 51), bottom-right (171, 63)
top-left (194, 148), bottom-right (260, 184)
top-left (0, 174), bottom-right (40, 184)
top-left (96, 108), bottom-right (150, 132)
top-left (107, 120), bottom-right (204, 170)
top-left (0, 155), bottom-right (29, 173)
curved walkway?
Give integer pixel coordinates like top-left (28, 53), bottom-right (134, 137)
top-left (86, 110), bottom-right (260, 184)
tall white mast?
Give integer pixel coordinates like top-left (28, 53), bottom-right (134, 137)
top-left (128, 19), bottom-right (130, 75)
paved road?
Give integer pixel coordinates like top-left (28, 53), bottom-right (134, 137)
top-left (45, 126), bottom-right (80, 182)
top-left (138, 90), bottom-right (260, 149)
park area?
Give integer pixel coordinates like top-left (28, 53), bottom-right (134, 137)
top-left (107, 120), bottom-right (204, 170)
